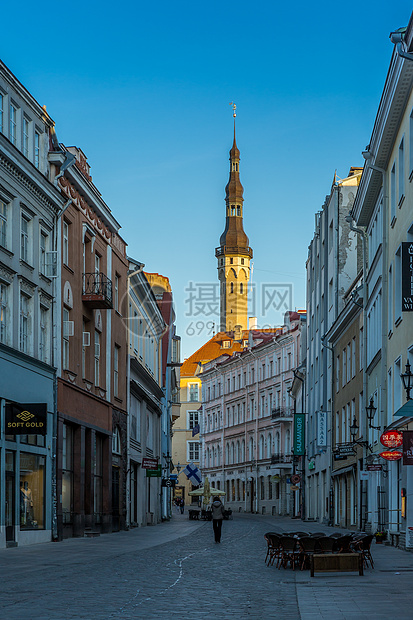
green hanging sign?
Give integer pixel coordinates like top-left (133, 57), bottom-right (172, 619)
top-left (294, 414), bottom-right (305, 456)
top-left (146, 465), bottom-right (162, 478)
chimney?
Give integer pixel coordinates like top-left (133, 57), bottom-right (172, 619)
top-left (248, 317), bottom-right (257, 330)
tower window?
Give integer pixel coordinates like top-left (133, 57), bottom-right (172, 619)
top-left (221, 259), bottom-right (224, 266)
top-left (240, 283), bottom-right (243, 294)
top-left (237, 206), bottom-right (241, 216)
top-left (241, 258), bottom-right (244, 265)
top-left (230, 282), bottom-right (234, 293)
top-left (231, 206), bottom-right (235, 216)
top-left (230, 258), bottom-right (233, 264)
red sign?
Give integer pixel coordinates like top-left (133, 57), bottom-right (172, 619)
top-left (380, 430), bottom-right (403, 448)
top-left (142, 458), bottom-right (159, 469)
top-left (379, 451), bottom-right (403, 461)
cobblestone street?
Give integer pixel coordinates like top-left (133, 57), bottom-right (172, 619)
top-left (1, 513), bottom-right (413, 620)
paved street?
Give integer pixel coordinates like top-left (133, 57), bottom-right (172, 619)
top-left (1, 513), bottom-right (413, 620)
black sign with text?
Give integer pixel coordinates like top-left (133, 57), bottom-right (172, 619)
top-left (5, 403), bottom-right (47, 435)
top-left (402, 242), bottom-right (413, 311)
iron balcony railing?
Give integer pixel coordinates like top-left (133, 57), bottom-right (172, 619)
top-left (271, 407), bottom-right (293, 420)
top-left (271, 453), bottom-right (292, 465)
top-left (82, 272), bottom-right (113, 309)
top-left (215, 245), bottom-right (253, 258)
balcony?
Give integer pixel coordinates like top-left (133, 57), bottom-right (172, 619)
top-left (271, 453), bottom-right (292, 465)
top-left (215, 245), bottom-right (253, 258)
top-left (271, 407), bottom-right (293, 421)
top-left (82, 272), bottom-right (113, 309)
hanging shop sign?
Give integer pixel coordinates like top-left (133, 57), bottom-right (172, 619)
top-left (291, 474), bottom-right (301, 484)
top-left (146, 465), bottom-right (162, 477)
top-left (5, 402), bottom-right (47, 435)
top-left (367, 464), bottom-right (382, 471)
top-left (402, 242), bottom-right (413, 311)
top-left (379, 451), bottom-right (403, 461)
top-left (403, 430), bottom-right (413, 465)
top-left (142, 458), bottom-right (159, 469)
top-left (317, 411), bottom-right (327, 447)
top-left (380, 430), bottom-right (403, 448)
top-left (294, 414), bottom-right (305, 456)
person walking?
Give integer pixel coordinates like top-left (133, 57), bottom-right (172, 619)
top-left (179, 498), bottom-right (185, 514)
top-left (211, 496), bottom-right (225, 543)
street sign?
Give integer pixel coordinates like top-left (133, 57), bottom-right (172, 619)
top-left (291, 474), bottom-right (301, 484)
top-left (142, 458), bottom-right (159, 469)
top-left (162, 479), bottom-right (173, 487)
top-left (294, 414), bottom-right (305, 456)
top-left (170, 474), bottom-right (178, 480)
top-left (334, 444), bottom-right (355, 456)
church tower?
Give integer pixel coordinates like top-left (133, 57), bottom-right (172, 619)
top-left (215, 106), bottom-right (252, 332)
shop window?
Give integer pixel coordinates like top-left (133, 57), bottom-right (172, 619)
top-left (20, 453), bottom-right (45, 529)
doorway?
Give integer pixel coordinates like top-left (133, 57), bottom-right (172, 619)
top-left (5, 451), bottom-right (15, 543)
top-left (112, 467), bottom-right (120, 532)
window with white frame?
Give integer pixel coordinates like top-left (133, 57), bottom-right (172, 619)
top-left (63, 220), bottom-right (69, 265)
top-left (0, 199), bottom-right (7, 248)
top-left (23, 117), bottom-right (30, 158)
top-left (112, 427), bottom-right (121, 455)
top-left (188, 410), bottom-right (199, 430)
top-left (395, 246), bottom-right (402, 322)
top-left (40, 230), bottom-right (48, 274)
top-left (188, 383), bottom-right (199, 402)
top-left (351, 338), bottom-right (356, 378)
top-left (359, 329), bottom-right (363, 370)
top-left (347, 344), bottom-right (351, 383)
top-left (39, 306), bottom-right (49, 363)
top-left (388, 262), bottom-right (393, 332)
top-left (394, 357), bottom-right (402, 412)
top-left (188, 441), bottom-right (200, 461)
top-left (0, 283), bottom-right (8, 344)
top-left (94, 330), bottom-right (100, 386)
top-left (399, 137), bottom-right (405, 204)
top-left (342, 349), bottom-right (346, 387)
top-left (114, 345), bottom-right (119, 398)
top-left (367, 291), bottom-right (382, 365)
top-left (63, 307), bottom-right (70, 368)
top-left (336, 355), bottom-right (340, 392)
top-left (82, 319), bottom-right (87, 378)
top-left (390, 163), bottom-right (396, 222)
top-left (114, 274), bottom-right (119, 312)
top-left (20, 293), bottom-right (30, 353)
top-left (10, 103), bottom-right (17, 145)
top-left (20, 212), bottom-right (31, 263)
top-left (34, 131), bottom-right (40, 168)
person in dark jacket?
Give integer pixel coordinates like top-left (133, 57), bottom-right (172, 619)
top-left (211, 496), bottom-right (225, 543)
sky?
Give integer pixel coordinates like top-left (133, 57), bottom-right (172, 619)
top-left (2, 1), bottom-right (412, 359)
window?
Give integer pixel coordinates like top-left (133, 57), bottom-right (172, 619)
top-left (352, 338), bottom-right (356, 378)
top-left (189, 383), bottom-right (199, 402)
top-left (399, 138), bottom-right (405, 204)
top-left (114, 345), bottom-right (119, 398)
top-left (388, 263), bottom-right (393, 332)
top-left (93, 435), bottom-right (103, 516)
top-left (63, 221), bottom-right (69, 265)
top-left (114, 275), bottom-right (119, 312)
top-left (63, 308), bottom-right (70, 368)
top-left (188, 441), bottom-right (200, 461)
top-left (34, 131), bottom-right (40, 168)
top-left (395, 247), bottom-right (402, 322)
top-left (20, 453), bottom-right (45, 529)
top-left (40, 231), bottom-right (47, 274)
top-left (94, 330), bottom-right (100, 385)
top-left (62, 424), bottom-right (73, 524)
top-left (0, 199), bottom-right (7, 247)
top-left (347, 344), bottom-right (351, 383)
top-left (342, 349), bottom-right (347, 387)
top-left (23, 117), bottom-right (30, 158)
top-left (188, 410), bottom-right (199, 430)
top-left (240, 282), bottom-right (243, 294)
top-left (39, 307), bottom-right (48, 363)
top-left (0, 93), bottom-right (3, 132)
top-left (82, 319), bottom-right (87, 378)
top-left (390, 163), bottom-right (396, 222)
top-left (130, 395), bottom-right (141, 442)
top-left (112, 427), bottom-right (121, 455)
top-left (10, 104), bottom-right (17, 145)
top-left (410, 110), bottom-right (413, 175)
top-left (20, 293), bottom-right (29, 353)
top-left (0, 283), bottom-right (8, 344)
top-left (21, 212), bottom-right (30, 263)
top-left (230, 282), bottom-right (234, 293)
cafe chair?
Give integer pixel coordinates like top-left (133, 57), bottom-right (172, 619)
top-left (279, 536), bottom-right (298, 570)
top-left (298, 537), bottom-right (317, 570)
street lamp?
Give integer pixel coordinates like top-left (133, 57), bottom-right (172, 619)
top-left (366, 397), bottom-right (380, 430)
top-left (401, 361), bottom-right (413, 401)
top-left (350, 417), bottom-right (372, 452)
top-left (176, 462), bottom-right (181, 475)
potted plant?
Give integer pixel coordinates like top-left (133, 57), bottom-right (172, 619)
top-left (374, 530), bottom-right (387, 543)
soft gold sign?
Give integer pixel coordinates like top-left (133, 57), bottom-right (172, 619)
top-left (5, 403), bottom-right (47, 435)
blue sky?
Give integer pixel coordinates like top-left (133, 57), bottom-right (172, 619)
top-left (2, 1), bottom-right (412, 358)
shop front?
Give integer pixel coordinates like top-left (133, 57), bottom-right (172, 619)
top-left (0, 347), bottom-right (55, 548)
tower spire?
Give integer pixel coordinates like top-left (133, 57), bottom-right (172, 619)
top-left (215, 106), bottom-right (253, 333)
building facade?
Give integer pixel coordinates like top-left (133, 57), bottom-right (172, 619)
top-left (0, 60), bottom-right (64, 547)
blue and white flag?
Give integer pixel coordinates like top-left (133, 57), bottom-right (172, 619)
top-left (183, 462), bottom-right (202, 485)
top-left (192, 423), bottom-right (200, 437)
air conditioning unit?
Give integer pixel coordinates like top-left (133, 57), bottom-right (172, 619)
top-left (63, 320), bottom-right (74, 337)
top-left (83, 332), bottom-right (90, 347)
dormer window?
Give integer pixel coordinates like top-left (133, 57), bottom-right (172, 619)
top-left (223, 340), bottom-right (231, 349)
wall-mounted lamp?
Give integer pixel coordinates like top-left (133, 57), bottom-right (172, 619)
top-left (366, 397), bottom-right (380, 430)
top-left (349, 417), bottom-right (373, 453)
top-left (401, 361), bottom-right (413, 401)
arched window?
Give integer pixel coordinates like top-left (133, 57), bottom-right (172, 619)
top-left (231, 206), bottom-right (235, 216)
top-left (112, 427), bottom-right (121, 455)
top-left (225, 443), bottom-right (229, 465)
top-left (236, 441), bottom-right (240, 463)
top-left (267, 433), bottom-right (272, 458)
top-left (285, 429), bottom-right (291, 457)
top-left (275, 431), bottom-right (280, 456)
top-left (231, 442), bottom-right (235, 464)
top-left (259, 435), bottom-right (264, 459)
top-left (249, 437), bottom-right (254, 460)
top-left (241, 439), bottom-right (245, 462)
top-left (237, 206), bottom-right (241, 216)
